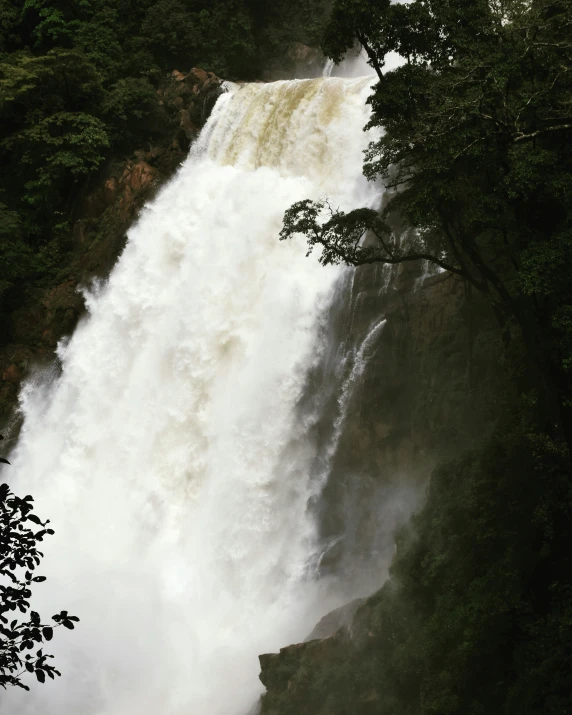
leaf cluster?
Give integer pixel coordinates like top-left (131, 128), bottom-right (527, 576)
top-left (281, 199), bottom-right (458, 274)
top-left (0, 482), bottom-right (78, 690)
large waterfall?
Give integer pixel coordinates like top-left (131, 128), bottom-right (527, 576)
top-left (7, 76), bottom-right (379, 715)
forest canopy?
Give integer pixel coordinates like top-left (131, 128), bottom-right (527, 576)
top-left (0, 0), bottom-right (329, 326)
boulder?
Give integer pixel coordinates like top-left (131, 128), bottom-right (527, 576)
top-left (126, 161), bottom-right (158, 192)
top-left (304, 598), bottom-right (366, 641)
top-left (179, 109), bottom-right (200, 141)
top-left (189, 67), bottom-right (209, 85)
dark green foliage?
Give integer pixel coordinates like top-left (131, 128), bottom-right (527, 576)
top-left (283, 0), bottom-right (572, 447)
top-left (0, 480), bottom-right (79, 690)
top-left (141, 0), bottom-right (258, 78)
top-left (101, 78), bottom-right (164, 150)
top-left (0, 202), bottom-right (51, 299)
top-left (381, 428), bottom-right (571, 715)
top-left (247, 0), bottom-right (331, 67)
top-left (0, 0), bottom-right (328, 340)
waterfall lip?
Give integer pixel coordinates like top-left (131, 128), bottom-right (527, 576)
top-left (198, 74), bottom-right (379, 185)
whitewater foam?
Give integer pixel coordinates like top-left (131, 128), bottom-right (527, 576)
top-left (7, 77), bottom-right (379, 715)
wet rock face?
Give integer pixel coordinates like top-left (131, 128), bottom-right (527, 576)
top-left (161, 67), bottom-right (223, 150)
top-left (256, 259), bottom-right (509, 715)
top-left (304, 598), bottom-right (366, 642)
top-left (307, 259), bottom-right (505, 597)
top-left (0, 68), bottom-right (223, 432)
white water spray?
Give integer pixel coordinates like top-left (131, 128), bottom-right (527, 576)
top-left (333, 318), bottom-right (387, 443)
top-left (6, 77), bottom-right (379, 715)
top-left (324, 48), bottom-right (406, 80)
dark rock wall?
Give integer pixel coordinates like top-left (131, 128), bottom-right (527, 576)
top-left (298, 254), bottom-right (506, 598)
top-left (257, 254), bottom-right (510, 714)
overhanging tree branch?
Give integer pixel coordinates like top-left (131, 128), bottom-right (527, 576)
top-left (356, 33), bottom-right (385, 82)
top-left (280, 200), bottom-right (470, 282)
top-left (513, 123), bottom-right (572, 141)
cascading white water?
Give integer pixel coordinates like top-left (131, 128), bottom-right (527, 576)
top-left (6, 76), bottom-right (379, 715)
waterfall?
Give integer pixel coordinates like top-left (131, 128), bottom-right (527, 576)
top-left (6, 76), bottom-right (379, 715)
top-left (322, 58), bottom-right (335, 77)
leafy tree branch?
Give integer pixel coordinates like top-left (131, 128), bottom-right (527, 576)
top-left (0, 480), bottom-right (79, 690)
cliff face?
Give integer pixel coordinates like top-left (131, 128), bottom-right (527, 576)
top-left (0, 68), bottom-right (223, 432)
top-left (299, 254), bottom-right (507, 598)
top-left (257, 255), bottom-right (510, 714)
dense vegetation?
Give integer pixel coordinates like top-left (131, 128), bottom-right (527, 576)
top-left (0, 0), bottom-right (329, 333)
top-left (369, 424), bottom-right (572, 714)
top-left (275, 0), bottom-right (572, 712)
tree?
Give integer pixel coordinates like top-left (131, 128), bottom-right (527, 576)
top-left (0, 47), bottom-right (108, 229)
top-left (0, 201), bottom-right (52, 299)
top-left (0, 479), bottom-right (78, 690)
top-left (102, 77), bottom-right (164, 150)
top-left (280, 0), bottom-right (572, 447)
top-left (141, 0), bottom-right (258, 78)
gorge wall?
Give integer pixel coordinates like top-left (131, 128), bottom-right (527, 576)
top-left (257, 259), bottom-right (510, 715)
top-left (300, 246), bottom-right (508, 592)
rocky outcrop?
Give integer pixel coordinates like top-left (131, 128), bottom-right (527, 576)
top-left (161, 68), bottom-right (223, 150)
top-left (258, 599), bottom-right (380, 715)
top-left (0, 68), bottom-right (223, 432)
top-left (259, 636), bottom-right (349, 703)
top-left (304, 598), bottom-right (366, 642)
